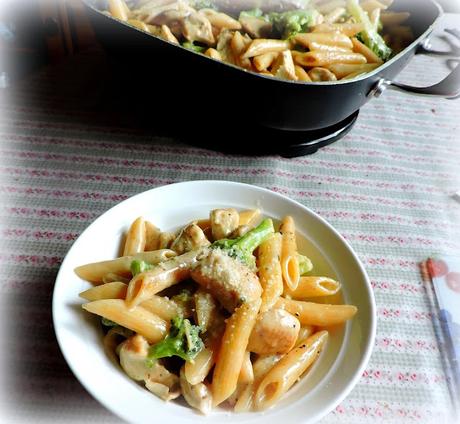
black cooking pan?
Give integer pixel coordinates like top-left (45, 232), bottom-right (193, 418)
top-left (82, 0), bottom-right (459, 133)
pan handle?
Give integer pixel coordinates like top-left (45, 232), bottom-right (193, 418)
top-left (370, 62), bottom-right (460, 99)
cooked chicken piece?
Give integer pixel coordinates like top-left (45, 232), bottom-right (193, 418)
top-left (150, 8), bottom-right (190, 26)
top-left (199, 8), bottom-right (242, 30)
top-left (182, 12), bottom-right (215, 45)
top-left (308, 67), bottom-right (337, 82)
top-left (190, 249), bottom-right (262, 312)
top-left (216, 29), bottom-right (236, 64)
top-left (180, 366), bottom-right (212, 414)
top-left (239, 15), bottom-right (272, 39)
top-left (247, 308), bottom-right (300, 354)
top-left (119, 334), bottom-right (181, 401)
top-left (194, 289), bottom-right (218, 332)
top-left (160, 24), bottom-right (179, 43)
top-left (210, 208), bottom-right (239, 241)
top-left (272, 50), bottom-right (298, 81)
top-left (158, 231), bottom-right (176, 249)
top-left (171, 223), bottom-right (210, 254)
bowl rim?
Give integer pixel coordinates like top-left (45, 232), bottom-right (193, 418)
top-left (52, 180), bottom-right (376, 423)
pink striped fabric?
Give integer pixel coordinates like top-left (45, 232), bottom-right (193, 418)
top-left (0, 13), bottom-right (459, 424)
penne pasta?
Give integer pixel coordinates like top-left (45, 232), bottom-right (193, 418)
top-left (123, 216), bottom-right (146, 256)
top-left (82, 299), bottom-right (168, 343)
top-left (324, 7), bottom-right (346, 23)
top-left (312, 23), bottom-right (365, 37)
top-left (258, 233), bottom-right (283, 312)
top-left (295, 32), bottom-right (353, 49)
top-left (280, 216), bottom-right (300, 292)
top-left (242, 39), bottom-right (290, 59)
top-left (295, 325), bottom-right (316, 345)
top-left (125, 249), bottom-right (203, 308)
top-left (253, 52), bottom-right (278, 72)
top-left (194, 289), bottom-right (218, 332)
top-left (144, 220), bottom-right (161, 251)
top-left (231, 31), bottom-right (252, 69)
top-left (74, 249), bottom-right (176, 284)
top-left (205, 48), bottom-right (222, 60)
top-left (184, 347), bottom-right (215, 385)
top-left (234, 354), bottom-right (281, 412)
top-left (239, 351), bottom-right (254, 385)
top-left (254, 331), bottom-right (328, 410)
top-left (294, 65), bottom-right (312, 82)
top-left (308, 42), bottom-right (353, 53)
top-left (127, 19), bottom-right (149, 32)
top-left (326, 62), bottom-right (380, 79)
top-left (212, 298), bottom-right (261, 406)
top-left (140, 295), bottom-right (187, 321)
top-left (285, 276), bottom-right (341, 298)
top-left (276, 298), bottom-right (357, 326)
top-left (294, 51), bottom-right (367, 67)
top-left (108, 0), bottom-right (129, 21)
top-left (79, 281), bottom-right (128, 301)
top-left (102, 272), bottom-right (130, 284)
top-left (238, 209), bottom-right (261, 226)
top-left (351, 37), bottom-right (383, 64)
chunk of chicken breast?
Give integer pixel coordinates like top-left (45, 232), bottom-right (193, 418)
top-left (210, 208), bottom-right (239, 241)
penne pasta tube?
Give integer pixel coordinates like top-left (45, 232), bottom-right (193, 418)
top-left (351, 37), bottom-right (383, 64)
top-left (238, 209), bottom-right (261, 227)
top-left (361, 0), bottom-right (388, 14)
top-left (234, 354), bottom-right (281, 412)
top-left (312, 23), bottom-right (365, 37)
top-left (108, 0), bottom-right (129, 21)
top-left (123, 217), bottom-right (146, 257)
top-left (140, 295), bottom-right (187, 321)
top-left (326, 62), bottom-right (380, 79)
top-left (308, 42), bottom-right (353, 53)
top-left (294, 65), bottom-right (312, 82)
top-left (199, 9), bottom-right (242, 30)
top-left (253, 52), bottom-right (278, 72)
top-left (194, 289), bottom-right (218, 333)
top-left (144, 221), bottom-right (161, 251)
top-left (254, 331), bottom-right (328, 410)
top-left (275, 298), bottom-right (357, 326)
top-left (316, 0), bottom-right (346, 14)
top-left (127, 19), bottom-right (149, 32)
top-left (308, 67), bottom-right (338, 82)
top-left (212, 298), bottom-right (261, 406)
top-left (295, 32), bottom-right (353, 49)
top-left (205, 48), bottom-right (222, 60)
top-left (242, 39), bottom-right (290, 59)
top-left (272, 50), bottom-right (298, 81)
top-left (82, 299), bottom-right (168, 343)
top-left (125, 249), bottom-right (203, 308)
top-left (294, 51), bottom-right (367, 67)
top-left (231, 32), bottom-right (252, 69)
top-left (160, 24), bottom-right (179, 44)
top-left (258, 233), bottom-right (283, 312)
top-left (324, 7), bottom-right (346, 23)
top-left (184, 347), bottom-right (215, 385)
top-left (342, 70), bottom-right (368, 80)
top-left (102, 272), bottom-right (130, 284)
top-left (239, 352), bottom-right (254, 385)
top-left (74, 249), bottom-right (176, 284)
top-left (280, 216), bottom-right (300, 291)
top-left (295, 326), bottom-right (315, 345)
top-left (79, 281), bottom-right (128, 301)
top-left (285, 276), bottom-right (341, 298)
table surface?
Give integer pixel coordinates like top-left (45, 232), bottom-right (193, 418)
top-left (0, 12), bottom-right (459, 424)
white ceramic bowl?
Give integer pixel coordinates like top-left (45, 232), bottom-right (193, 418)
top-left (52, 180), bottom-right (376, 424)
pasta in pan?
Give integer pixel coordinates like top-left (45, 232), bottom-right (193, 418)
top-left (101, 0), bottom-right (413, 82)
top-left (76, 208), bottom-right (357, 414)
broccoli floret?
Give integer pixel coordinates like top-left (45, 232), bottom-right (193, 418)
top-left (130, 259), bottom-right (153, 276)
top-left (298, 254), bottom-right (313, 275)
top-left (268, 9), bottom-right (319, 39)
top-left (191, 0), bottom-right (217, 10)
top-left (146, 316), bottom-right (204, 366)
top-left (182, 41), bottom-right (207, 53)
top-left (239, 8), bottom-right (264, 19)
top-left (101, 317), bottom-right (118, 327)
top-left (211, 218), bottom-right (275, 268)
top-left (347, 0), bottom-right (392, 60)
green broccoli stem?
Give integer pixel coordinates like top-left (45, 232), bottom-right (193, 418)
top-left (347, 0), bottom-right (392, 60)
top-left (298, 254), bottom-right (313, 276)
top-left (212, 218), bottom-right (275, 266)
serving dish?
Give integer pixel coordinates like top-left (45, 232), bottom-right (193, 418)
top-left (52, 180), bottom-right (376, 423)
top-left (82, 0), bottom-right (459, 134)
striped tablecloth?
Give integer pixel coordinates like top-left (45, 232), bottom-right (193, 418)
top-left (1, 13), bottom-right (459, 424)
